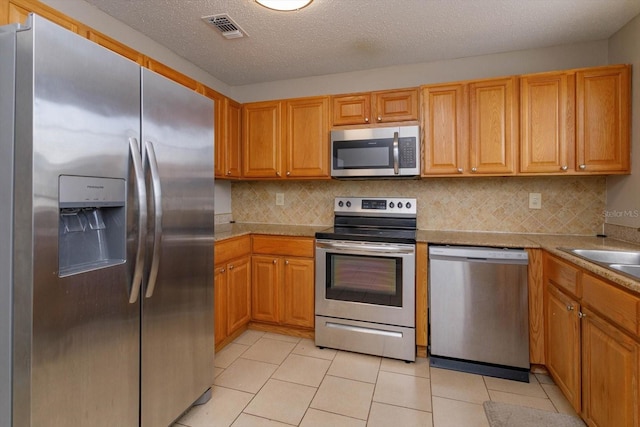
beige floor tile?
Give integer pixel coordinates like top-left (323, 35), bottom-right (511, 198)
top-left (368, 402), bottom-right (433, 427)
top-left (542, 383), bottom-right (580, 416)
top-left (175, 386), bottom-right (253, 427)
top-left (244, 379), bottom-right (317, 425)
top-left (215, 358), bottom-right (278, 393)
top-left (488, 390), bottom-right (557, 412)
top-left (215, 343), bottom-right (249, 368)
top-left (373, 371), bottom-right (432, 411)
top-left (327, 351), bottom-right (381, 383)
top-left (483, 374), bottom-right (547, 398)
top-left (214, 367), bottom-right (225, 378)
top-left (233, 330), bottom-right (266, 346)
top-left (430, 368), bottom-right (490, 404)
top-left (292, 338), bottom-right (337, 361)
top-left (431, 396), bottom-right (489, 427)
top-left (380, 356), bottom-right (430, 378)
top-left (272, 353), bottom-right (331, 387)
top-left (240, 337), bottom-right (296, 365)
top-left (231, 413), bottom-right (292, 427)
top-left (262, 332), bottom-right (301, 343)
top-left (310, 375), bottom-right (375, 420)
top-left (535, 373), bottom-right (556, 385)
top-left (299, 408), bottom-right (366, 427)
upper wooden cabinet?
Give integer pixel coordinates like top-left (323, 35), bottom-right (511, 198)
top-left (421, 83), bottom-right (469, 175)
top-left (332, 88), bottom-right (419, 126)
top-left (243, 96), bottom-right (330, 179)
top-left (520, 71), bottom-right (575, 174)
top-left (469, 77), bottom-right (518, 175)
top-left (576, 65), bottom-right (630, 174)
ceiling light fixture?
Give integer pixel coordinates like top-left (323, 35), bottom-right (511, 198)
top-left (255, 0), bottom-right (313, 11)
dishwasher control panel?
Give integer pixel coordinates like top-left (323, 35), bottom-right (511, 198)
top-left (429, 246), bottom-right (529, 262)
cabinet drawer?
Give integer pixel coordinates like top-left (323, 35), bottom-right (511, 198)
top-left (215, 235), bottom-right (251, 265)
top-left (582, 273), bottom-right (639, 336)
top-left (252, 235), bottom-right (314, 258)
top-left (545, 254), bottom-right (580, 297)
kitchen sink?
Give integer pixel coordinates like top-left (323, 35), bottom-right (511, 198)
top-left (609, 264), bottom-right (640, 279)
top-left (566, 249), bottom-right (640, 265)
top-left (559, 248), bottom-right (640, 280)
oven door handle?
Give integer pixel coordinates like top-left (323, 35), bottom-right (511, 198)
top-left (316, 241), bottom-right (414, 254)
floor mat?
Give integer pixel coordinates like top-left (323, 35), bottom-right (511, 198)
top-left (483, 401), bottom-right (585, 427)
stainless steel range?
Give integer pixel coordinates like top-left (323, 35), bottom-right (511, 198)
top-left (315, 197), bottom-right (417, 362)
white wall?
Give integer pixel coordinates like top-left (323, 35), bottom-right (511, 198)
top-left (233, 41), bottom-right (608, 102)
top-left (607, 14), bottom-right (640, 229)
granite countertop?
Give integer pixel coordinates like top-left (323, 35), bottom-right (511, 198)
top-left (216, 222), bottom-right (640, 294)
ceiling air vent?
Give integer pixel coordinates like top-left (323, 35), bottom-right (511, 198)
top-left (202, 14), bottom-right (248, 39)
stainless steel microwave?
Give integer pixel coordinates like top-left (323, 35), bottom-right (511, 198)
top-left (330, 125), bottom-right (420, 178)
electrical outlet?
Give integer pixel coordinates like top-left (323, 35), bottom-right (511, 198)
top-left (276, 193), bottom-right (284, 206)
top-left (529, 193), bottom-right (542, 210)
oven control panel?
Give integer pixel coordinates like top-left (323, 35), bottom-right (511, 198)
top-left (334, 197), bottom-right (417, 217)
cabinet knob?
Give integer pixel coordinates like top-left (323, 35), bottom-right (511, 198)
top-left (457, 168), bottom-right (463, 173)
top-left (578, 312), bottom-right (587, 319)
top-left (471, 167), bottom-right (477, 173)
top-left (276, 171), bottom-right (281, 177)
top-left (286, 171), bottom-right (291, 176)
top-left (561, 165), bottom-right (568, 171)
top-left (377, 116), bottom-right (382, 122)
top-left (227, 170), bottom-right (231, 175)
top-left (364, 117), bottom-right (369, 123)
top-left (273, 259), bottom-right (277, 264)
top-left (579, 164), bottom-right (586, 170)
top-left (220, 268), bottom-right (226, 273)
top-left (285, 260), bottom-right (289, 265)
top-left (566, 304), bottom-right (574, 311)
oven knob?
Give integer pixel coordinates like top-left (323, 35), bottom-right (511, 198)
top-left (346, 201), bottom-right (351, 207)
top-left (389, 202), bottom-right (395, 208)
top-left (338, 201), bottom-right (344, 207)
top-left (397, 202), bottom-right (403, 208)
top-left (406, 202), bottom-right (412, 209)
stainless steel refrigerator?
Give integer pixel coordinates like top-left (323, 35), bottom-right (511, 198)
top-left (0, 14), bottom-right (214, 427)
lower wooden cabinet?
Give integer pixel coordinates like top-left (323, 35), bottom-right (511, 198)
top-left (251, 235), bottom-right (315, 329)
top-left (544, 252), bottom-right (640, 426)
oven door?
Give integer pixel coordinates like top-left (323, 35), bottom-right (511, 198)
top-left (315, 239), bottom-right (415, 327)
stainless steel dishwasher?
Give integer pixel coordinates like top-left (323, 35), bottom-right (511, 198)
top-left (429, 245), bottom-right (530, 382)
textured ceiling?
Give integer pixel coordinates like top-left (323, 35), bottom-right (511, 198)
top-left (82, 0), bottom-right (640, 86)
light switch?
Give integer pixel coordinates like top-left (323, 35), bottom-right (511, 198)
top-left (529, 193), bottom-right (542, 210)
top-left (276, 193), bottom-right (284, 206)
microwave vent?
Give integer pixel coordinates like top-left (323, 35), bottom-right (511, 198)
top-left (202, 14), bottom-right (248, 39)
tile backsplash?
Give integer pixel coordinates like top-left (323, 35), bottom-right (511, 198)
top-left (231, 176), bottom-right (606, 235)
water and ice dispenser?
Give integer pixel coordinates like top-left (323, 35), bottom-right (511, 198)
top-left (58, 175), bottom-right (126, 277)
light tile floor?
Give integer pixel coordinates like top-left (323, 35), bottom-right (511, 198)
top-left (174, 330), bottom-right (581, 427)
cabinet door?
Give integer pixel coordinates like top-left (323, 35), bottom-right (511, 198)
top-left (214, 266), bottom-right (227, 347)
top-left (469, 77), bottom-right (518, 174)
top-left (421, 83), bottom-right (468, 175)
top-left (546, 284), bottom-right (581, 412)
top-left (520, 72), bottom-right (574, 173)
top-left (372, 88), bottom-right (419, 123)
top-left (285, 96), bottom-right (329, 178)
top-left (581, 308), bottom-right (639, 427)
top-left (225, 98), bottom-right (243, 178)
top-left (576, 65), bottom-right (630, 173)
top-left (282, 258), bottom-right (314, 328)
top-left (331, 93), bottom-right (371, 126)
top-left (200, 87), bottom-right (227, 178)
top-left (251, 255), bottom-right (280, 323)
top-left (243, 101), bottom-right (283, 178)
top-left (227, 256), bottom-right (251, 334)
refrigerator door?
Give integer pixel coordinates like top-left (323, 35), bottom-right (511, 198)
top-left (10, 16), bottom-right (141, 427)
top-left (141, 68), bottom-right (214, 427)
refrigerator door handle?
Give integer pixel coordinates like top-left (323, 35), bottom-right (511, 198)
top-left (144, 140), bottom-right (163, 298)
top-left (129, 137), bottom-right (147, 304)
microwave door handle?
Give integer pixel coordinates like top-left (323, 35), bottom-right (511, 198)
top-left (393, 131), bottom-right (399, 175)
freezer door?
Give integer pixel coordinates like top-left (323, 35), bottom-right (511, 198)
top-left (11, 16), bottom-right (141, 427)
top-left (141, 68), bottom-right (214, 427)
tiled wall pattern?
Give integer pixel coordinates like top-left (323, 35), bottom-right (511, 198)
top-left (231, 176), bottom-right (606, 235)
